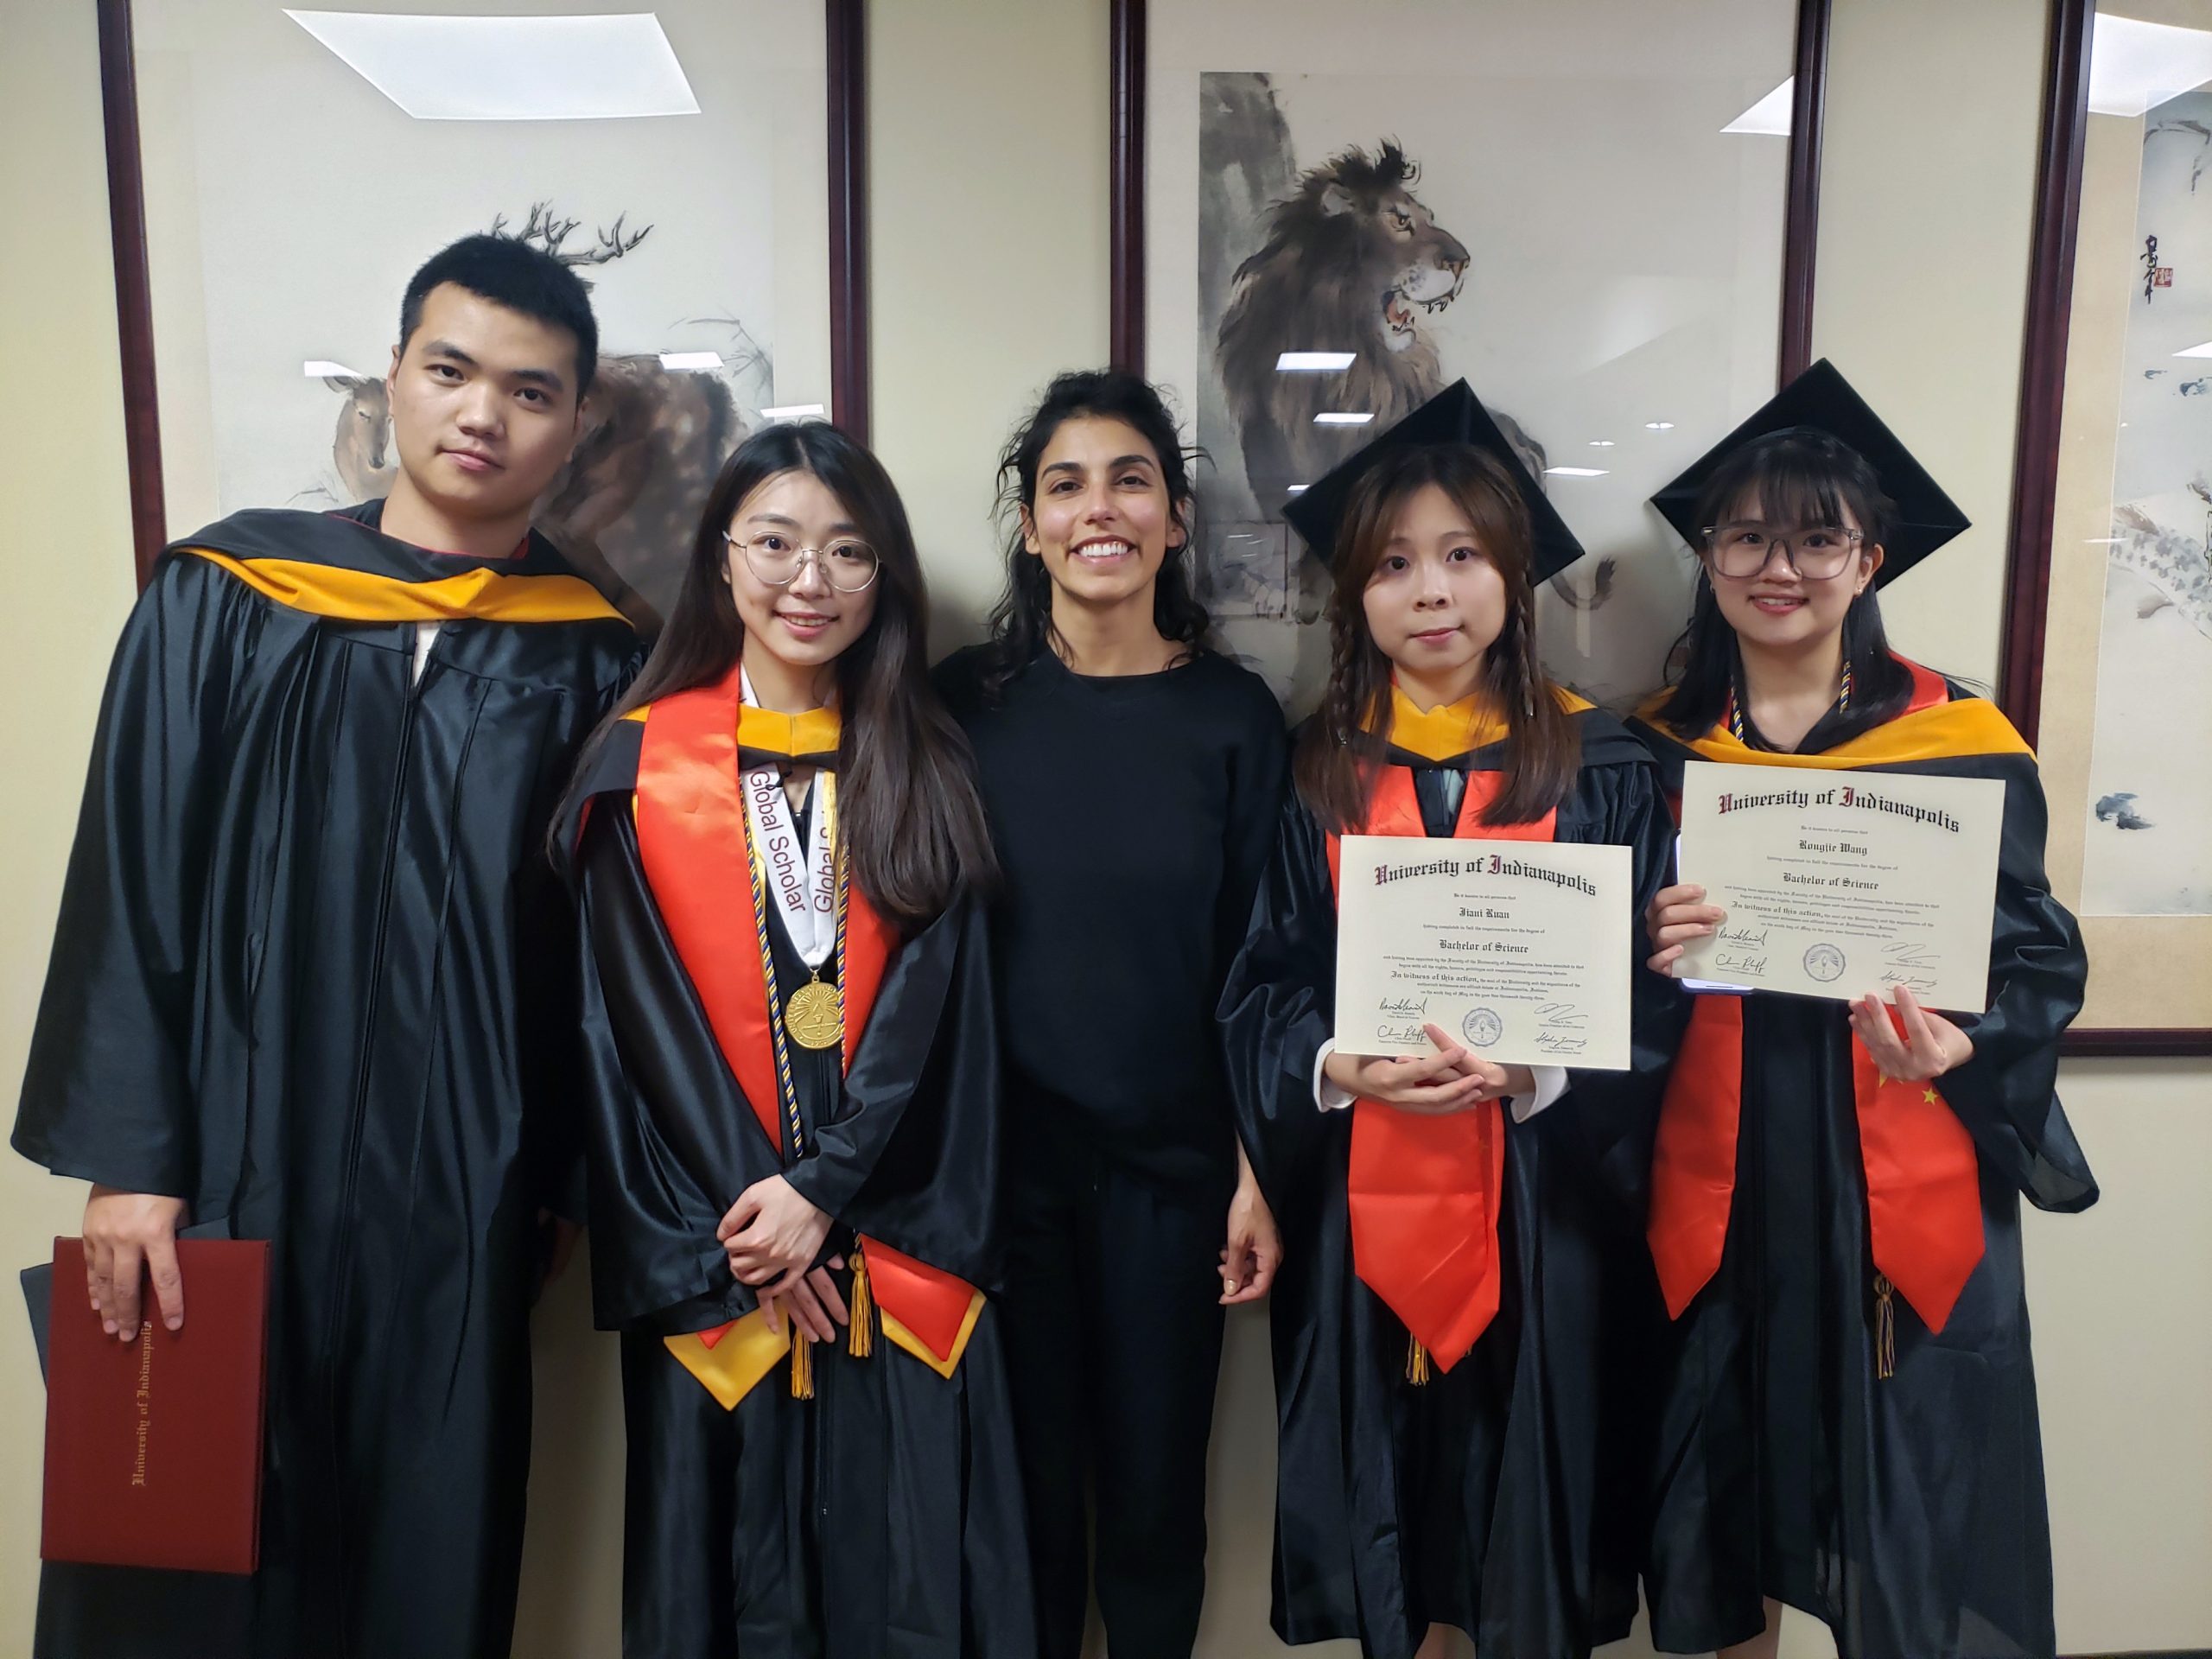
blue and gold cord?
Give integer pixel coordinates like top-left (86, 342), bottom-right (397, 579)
top-left (735, 773), bottom-right (852, 1395)
top-left (1726, 659), bottom-right (1852, 743)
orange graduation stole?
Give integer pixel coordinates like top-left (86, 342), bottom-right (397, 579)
top-left (1324, 763), bottom-right (1555, 1378)
top-left (632, 664), bottom-right (982, 1405)
top-left (1645, 659), bottom-right (1996, 1359)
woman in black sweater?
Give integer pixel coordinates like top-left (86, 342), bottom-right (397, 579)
top-left (935, 370), bottom-right (1288, 1659)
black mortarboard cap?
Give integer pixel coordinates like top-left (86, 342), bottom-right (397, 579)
top-left (1648, 358), bottom-right (1970, 586)
top-left (1281, 379), bottom-right (1587, 583)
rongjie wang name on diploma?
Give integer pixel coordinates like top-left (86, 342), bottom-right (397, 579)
top-left (1333, 835), bottom-right (1633, 1071)
top-left (1675, 760), bottom-right (2007, 1010)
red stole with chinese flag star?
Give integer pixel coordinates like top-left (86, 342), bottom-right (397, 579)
top-left (1644, 658), bottom-right (2006, 1346)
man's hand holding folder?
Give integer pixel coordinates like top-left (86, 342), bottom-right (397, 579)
top-left (83, 1185), bottom-right (190, 1341)
top-left (41, 1235), bottom-right (270, 1575)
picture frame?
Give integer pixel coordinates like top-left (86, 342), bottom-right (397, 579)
top-left (2000, 0), bottom-right (2212, 1055)
top-left (96, 0), bottom-right (871, 632)
top-left (1110, 0), bottom-right (1833, 713)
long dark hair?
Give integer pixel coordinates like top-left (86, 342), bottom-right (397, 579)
top-left (558, 423), bottom-right (997, 927)
top-left (972, 369), bottom-right (1212, 696)
top-left (1294, 445), bottom-right (1580, 832)
top-left (1654, 429), bottom-right (1914, 748)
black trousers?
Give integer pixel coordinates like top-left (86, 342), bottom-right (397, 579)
top-left (1000, 1135), bottom-right (1230, 1659)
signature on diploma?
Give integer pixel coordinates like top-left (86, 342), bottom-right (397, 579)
top-left (1715, 953), bottom-right (1770, 976)
top-left (1880, 938), bottom-right (1939, 994)
top-left (1375, 1023), bottom-right (1427, 1046)
top-left (1535, 1031), bottom-right (1587, 1055)
top-left (1718, 925), bottom-right (1770, 948)
top-left (1882, 938), bottom-right (1939, 971)
top-left (1536, 1002), bottom-right (1586, 1029)
top-left (1377, 995), bottom-right (1430, 1018)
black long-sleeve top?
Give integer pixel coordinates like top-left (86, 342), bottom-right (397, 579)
top-left (936, 645), bottom-right (1289, 1201)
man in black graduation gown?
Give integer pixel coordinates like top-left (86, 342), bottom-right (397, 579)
top-left (13, 234), bottom-right (637, 1659)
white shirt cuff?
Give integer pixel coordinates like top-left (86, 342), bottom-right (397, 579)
top-left (1313, 1040), bottom-right (1357, 1111)
top-left (1509, 1065), bottom-right (1570, 1123)
top-left (1313, 1047), bottom-right (1568, 1121)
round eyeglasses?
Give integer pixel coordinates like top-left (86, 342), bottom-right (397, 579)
top-left (725, 531), bottom-right (881, 594)
top-left (1701, 522), bottom-right (1865, 582)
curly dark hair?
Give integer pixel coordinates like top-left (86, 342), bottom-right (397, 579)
top-left (969, 369), bottom-right (1213, 697)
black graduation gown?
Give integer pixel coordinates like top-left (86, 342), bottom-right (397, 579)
top-left (1630, 686), bottom-right (2097, 1659)
top-left (13, 503), bottom-right (637, 1659)
top-left (567, 721), bottom-right (1034, 1659)
top-left (1217, 709), bottom-right (1683, 1659)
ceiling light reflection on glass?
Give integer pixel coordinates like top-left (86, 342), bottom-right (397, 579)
top-left (2086, 15), bottom-right (2212, 118)
top-left (284, 10), bottom-right (701, 121)
top-left (1276, 352), bottom-right (1356, 372)
top-left (1723, 78), bottom-right (1793, 136)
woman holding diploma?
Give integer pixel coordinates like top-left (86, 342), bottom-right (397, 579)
top-left (556, 424), bottom-right (1034, 1657)
top-left (1632, 361), bottom-right (2096, 1659)
top-left (1218, 383), bottom-right (1681, 1659)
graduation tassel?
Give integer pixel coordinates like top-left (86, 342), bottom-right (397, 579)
top-left (790, 1331), bottom-right (815, 1400)
top-left (846, 1249), bottom-right (874, 1359)
top-left (1405, 1335), bottom-right (1432, 1387)
top-left (1873, 1273), bottom-right (1897, 1381)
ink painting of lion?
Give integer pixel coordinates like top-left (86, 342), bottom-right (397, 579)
top-left (1147, 10), bottom-right (1799, 712)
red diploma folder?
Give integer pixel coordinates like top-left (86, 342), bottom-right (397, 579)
top-left (41, 1236), bottom-right (270, 1575)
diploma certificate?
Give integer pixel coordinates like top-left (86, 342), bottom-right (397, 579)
top-left (1675, 760), bottom-right (2006, 1011)
top-left (1332, 835), bottom-right (1633, 1070)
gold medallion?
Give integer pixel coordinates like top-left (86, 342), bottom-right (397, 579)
top-left (783, 978), bottom-right (843, 1050)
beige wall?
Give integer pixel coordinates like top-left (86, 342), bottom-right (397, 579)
top-left (0, 2), bottom-right (152, 1647)
top-left (1810, 0), bottom-right (2051, 688)
top-left (3, 3), bottom-right (2207, 1657)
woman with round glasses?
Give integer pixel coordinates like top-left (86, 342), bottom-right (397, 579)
top-left (934, 370), bottom-right (1287, 1659)
top-left (1629, 363), bottom-right (2094, 1659)
top-left (555, 422), bottom-right (1034, 1657)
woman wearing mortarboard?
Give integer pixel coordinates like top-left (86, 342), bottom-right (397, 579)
top-left (556, 423), bottom-right (1035, 1657)
top-left (1217, 382), bottom-right (1684, 1659)
top-left (1633, 361), bottom-right (2096, 1659)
